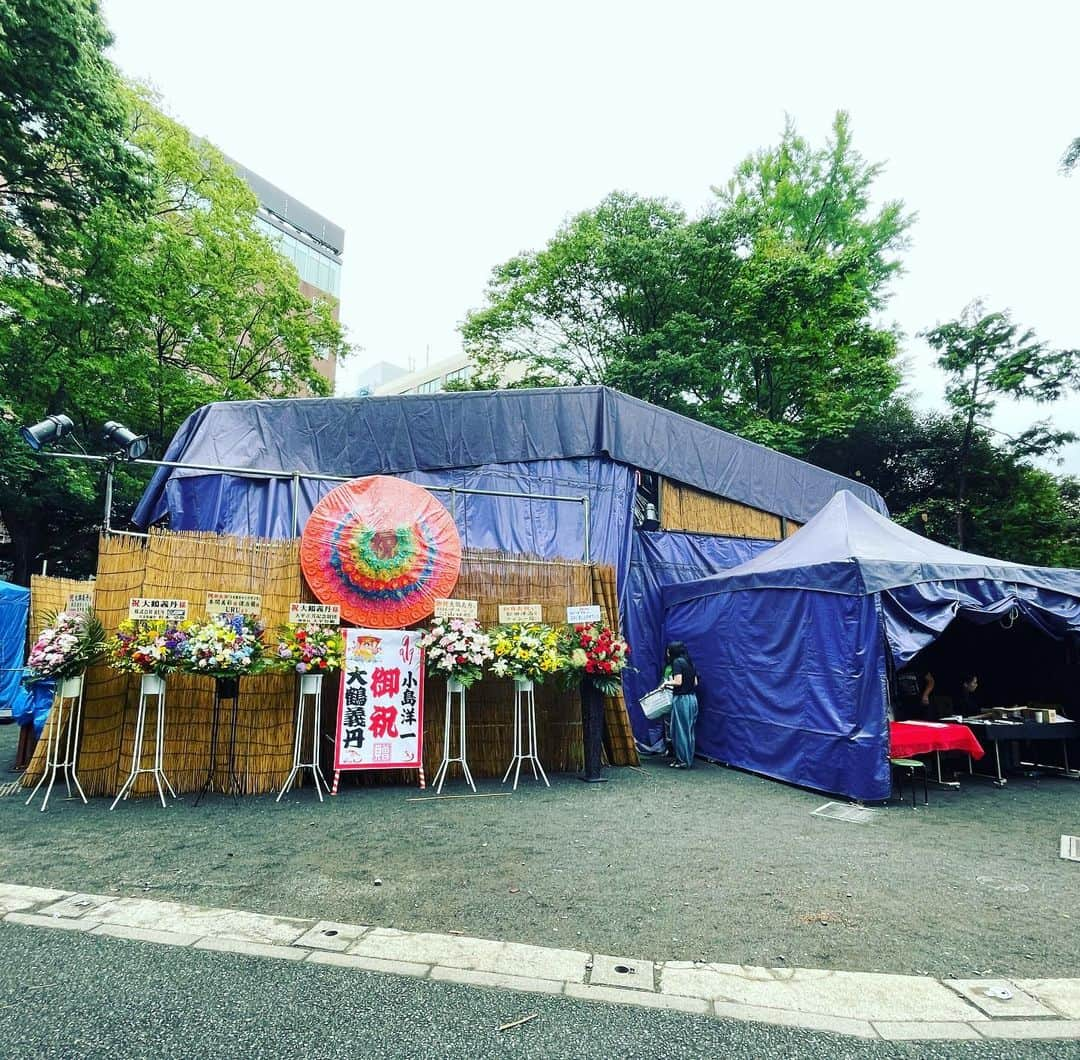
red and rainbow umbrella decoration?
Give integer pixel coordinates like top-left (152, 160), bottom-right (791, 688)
top-left (300, 476), bottom-right (462, 628)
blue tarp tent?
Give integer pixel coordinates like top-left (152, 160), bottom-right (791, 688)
top-left (0, 579), bottom-right (30, 723)
top-left (662, 491), bottom-right (1080, 801)
top-left (133, 387), bottom-right (885, 742)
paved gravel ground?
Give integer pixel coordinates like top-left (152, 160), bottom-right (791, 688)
top-left (1, 923), bottom-right (1076, 1060)
top-left (2, 721), bottom-right (1078, 979)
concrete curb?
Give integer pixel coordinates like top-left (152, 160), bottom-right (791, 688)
top-left (3, 881), bottom-right (1079, 1042)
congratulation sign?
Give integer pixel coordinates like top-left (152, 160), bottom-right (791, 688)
top-left (129, 598), bottom-right (188, 621)
top-left (335, 628), bottom-right (424, 771)
top-left (288, 602), bottom-right (341, 626)
top-left (498, 604), bottom-right (543, 624)
top-left (433, 598), bottom-right (478, 621)
top-left (206, 591), bottom-right (262, 617)
top-left (566, 605), bottom-right (602, 624)
top-left (66, 591), bottom-right (94, 614)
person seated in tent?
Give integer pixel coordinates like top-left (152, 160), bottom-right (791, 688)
top-left (958, 672), bottom-right (980, 715)
top-left (895, 668), bottom-right (934, 720)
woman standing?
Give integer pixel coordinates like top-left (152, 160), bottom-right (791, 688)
top-left (663, 641), bottom-right (699, 769)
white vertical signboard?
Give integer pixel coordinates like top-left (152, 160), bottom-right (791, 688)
top-left (335, 628), bottom-right (424, 772)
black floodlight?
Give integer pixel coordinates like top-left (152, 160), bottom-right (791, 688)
top-left (102, 420), bottom-right (148, 460)
top-left (20, 414), bottom-right (75, 451)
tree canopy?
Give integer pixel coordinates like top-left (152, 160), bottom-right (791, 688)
top-left (0, 88), bottom-right (348, 582)
top-left (463, 113), bottom-right (911, 454)
top-left (920, 302), bottom-right (1078, 547)
top-left (0, 0), bottom-right (150, 268)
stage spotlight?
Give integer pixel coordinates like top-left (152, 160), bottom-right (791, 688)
top-left (102, 421), bottom-right (148, 460)
top-left (20, 414), bottom-right (75, 451)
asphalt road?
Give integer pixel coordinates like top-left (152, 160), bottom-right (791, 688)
top-left (0, 923), bottom-right (1076, 1060)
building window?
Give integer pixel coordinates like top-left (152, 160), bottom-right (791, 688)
top-left (417, 378), bottom-right (443, 394)
top-left (253, 217), bottom-right (341, 296)
top-left (445, 366), bottom-right (473, 385)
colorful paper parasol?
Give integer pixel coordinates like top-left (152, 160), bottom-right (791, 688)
top-left (300, 475), bottom-right (462, 628)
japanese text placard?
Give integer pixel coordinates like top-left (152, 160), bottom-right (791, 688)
top-left (566, 605), bottom-right (602, 624)
top-left (129, 598), bottom-right (189, 621)
top-left (498, 604), bottom-right (542, 624)
top-left (66, 591), bottom-right (94, 614)
top-left (206, 592), bottom-right (262, 617)
top-left (288, 602), bottom-right (341, 626)
top-left (433, 598), bottom-right (478, 621)
top-left (335, 628), bottom-right (424, 771)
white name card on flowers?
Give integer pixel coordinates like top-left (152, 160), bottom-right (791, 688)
top-left (335, 628), bottom-right (424, 772)
top-left (288, 602), bottom-right (341, 626)
top-left (498, 604), bottom-right (543, 624)
top-left (129, 598), bottom-right (188, 621)
top-left (205, 592), bottom-right (262, 617)
top-left (566, 605), bottom-right (602, 624)
top-left (433, 598), bottom-right (478, 621)
top-left (66, 591), bottom-right (94, 614)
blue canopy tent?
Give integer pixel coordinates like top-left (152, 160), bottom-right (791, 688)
top-left (662, 491), bottom-right (1080, 801)
top-left (0, 579), bottom-right (30, 723)
top-left (132, 387), bottom-right (884, 743)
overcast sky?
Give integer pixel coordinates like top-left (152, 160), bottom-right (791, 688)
top-left (103, 0), bottom-right (1079, 471)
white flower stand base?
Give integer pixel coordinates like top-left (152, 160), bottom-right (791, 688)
top-left (25, 674), bottom-right (88, 812)
top-left (432, 677), bottom-right (476, 794)
top-left (502, 677), bottom-right (550, 790)
top-left (277, 673), bottom-right (330, 802)
top-left (111, 673), bottom-right (177, 810)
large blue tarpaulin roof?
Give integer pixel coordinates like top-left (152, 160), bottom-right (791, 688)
top-left (133, 386), bottom-right (885, 529)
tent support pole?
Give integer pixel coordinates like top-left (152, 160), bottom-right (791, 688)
top-left (582, 496), bottom-right (591, 565)
top-left (291, 473), bottom-right (301, 537)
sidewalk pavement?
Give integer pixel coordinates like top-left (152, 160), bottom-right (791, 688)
top-left (3, 881), bottom-right (1078, 1044)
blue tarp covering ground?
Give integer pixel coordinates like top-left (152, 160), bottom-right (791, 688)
top-left (623, 531), bottom-right (776, 749)
top-left (663, 491), bottom-right (1080, 801)
top-left (0, 579), bottom-right (30, 723)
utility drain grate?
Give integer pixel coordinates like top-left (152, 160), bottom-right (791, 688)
top-left (1061, 835), bottom-right (1080, 862)
top-left (0, 781), bottom-right (23, 798)
top-left (811, 801), bottom-right (877, 824)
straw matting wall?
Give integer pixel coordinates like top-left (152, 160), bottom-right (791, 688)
top-left (660, 479), bottom-right (801, 539)
top-left (30, 574), bottom-right (93, 631)
top-left (25, 530), bottom-right (636, 797)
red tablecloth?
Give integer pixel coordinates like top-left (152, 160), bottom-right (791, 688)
top-left (890, 721), bottom-right (985, 761)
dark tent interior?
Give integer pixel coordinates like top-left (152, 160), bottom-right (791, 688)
top-left (895, 613), bottom-right (1080, 722)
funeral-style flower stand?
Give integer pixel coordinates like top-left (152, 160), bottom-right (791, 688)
top-left (111, 672), bottom-right (177, 810)
top-left (579, 678), bottom-right (608, 784)
top-left (277, 672), bottom-right (330, 802)
top-left (502, 676), bottom-right (549, 790)
top-left (194, 675), bottom-right (243, 804)
top-left (25, 673), bottom-right (88, 812)
top-left (432, 676), bottom-right (476, 794)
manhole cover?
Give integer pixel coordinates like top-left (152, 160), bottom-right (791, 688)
top-left (976, 876), bottom-right (1029, 893)
top-left (1061, 836), bottom-right (1080, 862)
top-left (811, 801), bottom-right (876, 824)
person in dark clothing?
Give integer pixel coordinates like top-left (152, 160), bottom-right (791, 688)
top-left (662, 641), bottom-right (699, 768)
top-left (896, 669), bottom-right (935, 720)
top-left (959, 672), bottom-right (980, 714)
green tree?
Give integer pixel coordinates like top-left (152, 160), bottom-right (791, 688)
top-left (463, 113), bottom-right (911, 455)
top-left (0, 0), bottom-right (149, 268)
top-left (1061, 136), bottom-right (1080, 173)
top-left (921, 302), bottom-right (1079, 547)
top-left (0, 90), bottom-right (348, 583)
top-left (807, 401), bottom-right (1080, 568)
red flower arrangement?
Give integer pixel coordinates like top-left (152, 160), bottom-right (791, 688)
top-left (561, 623), bottom-right (631, 697)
